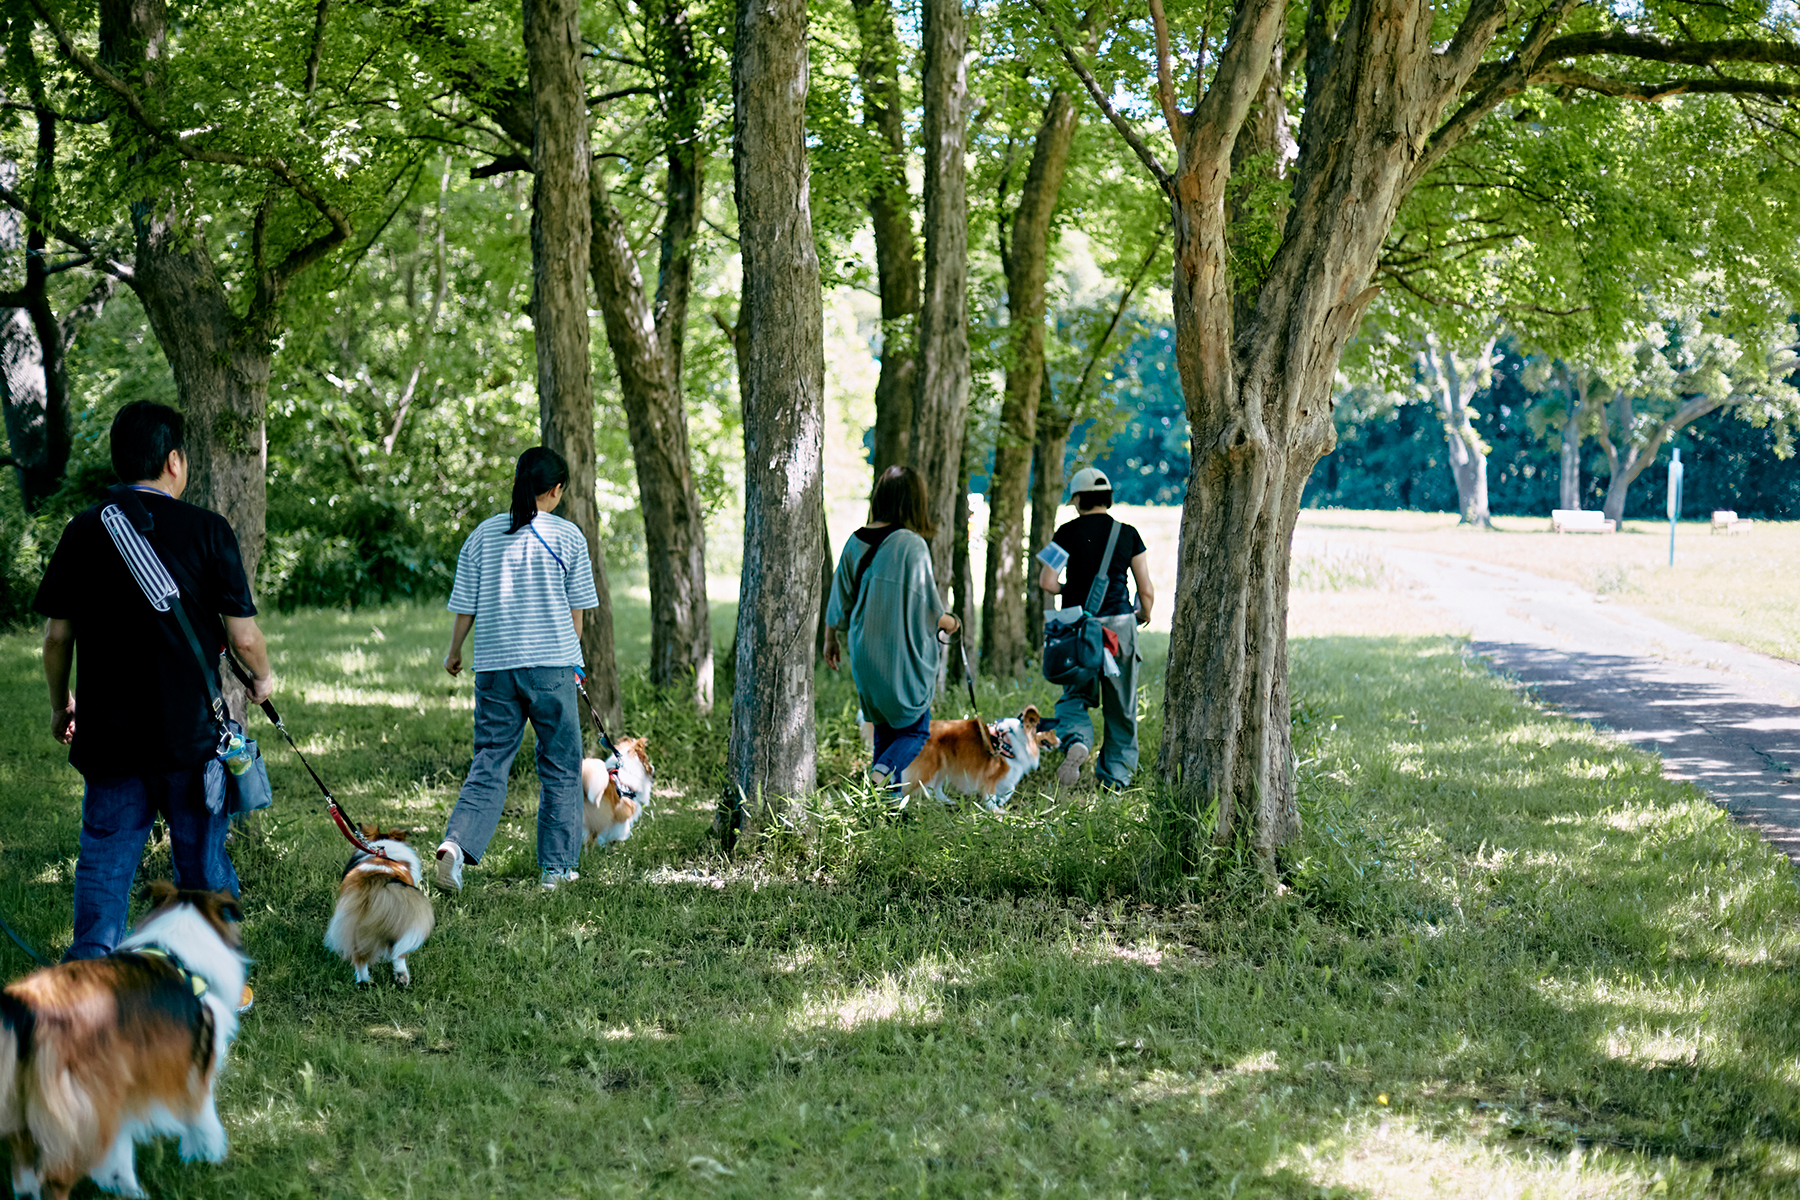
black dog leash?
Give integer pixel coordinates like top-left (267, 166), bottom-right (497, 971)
top-left (574, 670), bottom-right (619, 759)
top-left (0, 910), bottom-right (51, 967)
top-left (222, 656), bottom-right (388, 860)
top-left (939, 620), bottom-right (995, 755)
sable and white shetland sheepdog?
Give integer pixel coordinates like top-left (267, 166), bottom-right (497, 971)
top-left (581, 738), bottom-right (653, 847)
top-left (1, 883), bottom-right (247, 1200)
top-left (901, 705), bottom-right (1061, 810)
top-left (324, 827), bottom-right (435, 987)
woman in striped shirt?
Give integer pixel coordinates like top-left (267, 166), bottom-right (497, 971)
top-left (824, 466), bottom-right (960, 791)
top-left (435, 448), bottom-right (598, 892)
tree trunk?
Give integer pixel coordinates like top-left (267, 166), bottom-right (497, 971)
top-left (1558, 367), bottom-right (1587, 510)
top-left (982, 89), bottom-right (1078, 678)
top-left (0, 101), bottom-right (85, 514)
top-left (525, 0), bottom-right (621, 731)
top-left (1149, 0), bottom-right (1512, 870)
top-left (947, 436), bottom-right (974, 684)
top-left (907, 0), bottom-right (970, 591)
top-left (1026, 388), bottom-right (1074, 655)
top-left (590, 180), bottom-right (714, 713)
top-left (853, 0), bottom-right (920, 479)
top-left (1596, 390), bottom-right (1718, 525)
top-left (723, 0), bottom-right (825, 842)
top-left (1420, 333), bottom-right (1493, 528)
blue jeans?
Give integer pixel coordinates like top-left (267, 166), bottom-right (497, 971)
top-left (66, 767), bottom-right (238, 961)
top-left (870, 711), bottom-right (931, 793)
top-left (445, 667), bottom-right (584, 874)
top-left (1053, 614), bottom-right (1141, 787)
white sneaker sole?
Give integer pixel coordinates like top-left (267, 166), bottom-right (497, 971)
top-left (435, 850), bottom-right (462, 893)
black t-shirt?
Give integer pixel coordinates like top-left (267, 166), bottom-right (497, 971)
top-left (34, 488), bottom-right (257, 777)
top-left (1052, 513), bottom-right (1146, 617)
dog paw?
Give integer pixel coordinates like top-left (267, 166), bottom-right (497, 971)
top-left (394, 972), bottom-right (411, 987)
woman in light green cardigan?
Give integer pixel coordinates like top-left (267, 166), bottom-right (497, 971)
top-left (824, 466), bottom-right (960, 788)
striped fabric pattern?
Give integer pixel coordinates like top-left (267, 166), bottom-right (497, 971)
top-left (448, 512), bottom-right (598, 672)
top-left (100, 504), bottom-right (179, 612)
top-left (825, 528), bottom-right (945, 728)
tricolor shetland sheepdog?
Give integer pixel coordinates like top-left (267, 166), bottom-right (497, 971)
top-left (2, 883), bottom-right (247, 1200)
top-left (323, 827), bottom-right (435, 987)
top-left (901, 705), bottom-right (1060, 809)
top-left (581, 738), bottom-right (653, 847)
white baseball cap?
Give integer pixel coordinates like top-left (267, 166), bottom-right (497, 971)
top-left (1068, 466), bottom-right (1111, 496)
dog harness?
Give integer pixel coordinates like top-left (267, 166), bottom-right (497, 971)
top-left (126, 946), bottom-right (209, 999)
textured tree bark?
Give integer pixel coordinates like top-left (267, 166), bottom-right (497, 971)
top-left (907, 0), bottom-right (970, 592)
top-left (590, 178), bottom-right (714, 713)
top-left (853, 0), bottom-right (920, 478)
top-left (982, 90), bottom-right (1078, 678)
top-left (1026, 392), bottom-right (1074, 655)
top-left (525, 0), bottom-right (622, 731)
top-left (724, 0), bottom-right (825, 841)
top-left (1558, 366), bottom-right (1588, 510)
top-left (1141, 0), bottom-right (1515, 870)
top-left (97, 0), bottom-right (276, 584)
top-left (1420, 334), bottom-right (1494, 528)
top-left (0, 105), bottom-right (110, 512)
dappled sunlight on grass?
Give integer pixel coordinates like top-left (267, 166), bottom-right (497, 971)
top-left (1288, 1114), bottom-right (1643, 1199)
top-left (3, 612), bottom-right (1799, 1194)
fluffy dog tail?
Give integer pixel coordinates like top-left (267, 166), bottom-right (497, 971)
top-left (326, 880), bottom-right (436, 966)
top-left (0, 991), bottom-right (27, 1135)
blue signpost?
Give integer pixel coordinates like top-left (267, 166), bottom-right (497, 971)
top-left (1667, 448), bottom-right (1684, 567)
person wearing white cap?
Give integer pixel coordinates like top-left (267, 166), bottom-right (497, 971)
top-left (1036, 466), bottom-right (1153, 788)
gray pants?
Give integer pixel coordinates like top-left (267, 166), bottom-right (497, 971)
top-left (445, 666), bottom-right (583, 874)
top-left (1053, 614), bottom-right (1140, 787)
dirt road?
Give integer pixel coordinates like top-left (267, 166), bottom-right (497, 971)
top-left (1296, 539), bottom-right (1800, 862)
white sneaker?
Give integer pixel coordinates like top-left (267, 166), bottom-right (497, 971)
top-left (1056, 742), bottom-right (1089, 786)
top-left (541, 869), bottom-right (579, 891)
top-left (435, 841), bottom-right (464, 892)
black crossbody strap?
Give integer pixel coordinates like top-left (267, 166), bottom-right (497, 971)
top-left (102, 496), bottom-right (226, 734)
top-left (1081, 519), bottom-right (1123, 616)
top-left (848, 526), bottom-right (902, 618)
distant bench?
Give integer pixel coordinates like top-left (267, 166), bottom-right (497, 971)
top-left (1552, 509), bottom-right (1615, 534)
top-left (1712, 510), bottom-right (1754, 534)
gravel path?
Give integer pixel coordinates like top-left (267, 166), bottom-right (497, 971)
top-left (1302, 541), bottom-right (1800, 862)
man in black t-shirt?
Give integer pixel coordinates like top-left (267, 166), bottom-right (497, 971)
top-left (34, 402), bottom-right (275, 963)
top-left (1038, 466), bottom-right (1155, 788)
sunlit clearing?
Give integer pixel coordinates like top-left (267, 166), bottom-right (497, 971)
top-left (787, 961), bottom-right (947, 1032)
top-left (1288, 1114), bottom-right (1640, 1199)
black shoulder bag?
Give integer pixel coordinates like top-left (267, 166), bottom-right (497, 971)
top-left (1041, 518), bottom-right (1122, 688)
top-left (100, 488), bottom-right (273, 816)
top-left (846, 525), bottom-right (903, 620)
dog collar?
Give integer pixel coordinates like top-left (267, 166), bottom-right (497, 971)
top-left (128, 945), bottom-right (209, 999)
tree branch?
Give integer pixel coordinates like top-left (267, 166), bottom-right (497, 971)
top-left (1532, 65), bottom-right (1800, 100)
top-left (28, 0), bottom-right (353, 288)
top-left (1540, 30), bottom-right (1800, 71)
top-left (1026, 0), bottom-right (1172, 188)
top-left (305, 0), bottom-right (331, 98)
top-left (472, 153), bottom-right (532, 177)
top-left (1146, 0), bottom-right (1181, 138)
top-left (0, 183), bottom-right (134, 284)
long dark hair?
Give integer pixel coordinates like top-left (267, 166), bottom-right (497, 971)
top-left (508, 447), bottom-right (570, 534)
top-left (869, 465), bottom-right (935, 539)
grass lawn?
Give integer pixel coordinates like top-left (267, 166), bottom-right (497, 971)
top-left (1295, 509), bottom-right (1800, 663)
top-left (3, 600), bottom-right (1800, 1197)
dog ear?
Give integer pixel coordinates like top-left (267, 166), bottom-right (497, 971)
top-left (359, 823), bottom-right (379, 839)
top-left (1020, 705), bottom-right (1039, 727)
top-left (386, 828), bottom-right (410, 843)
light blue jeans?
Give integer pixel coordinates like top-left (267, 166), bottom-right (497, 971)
top-left (445, 667), bottom-right (584, 874)
top-left (1053, 614), bottom-right (1141, 788)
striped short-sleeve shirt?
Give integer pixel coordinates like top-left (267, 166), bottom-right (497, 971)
top-left (448, 512), bottom-right (598, 672)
